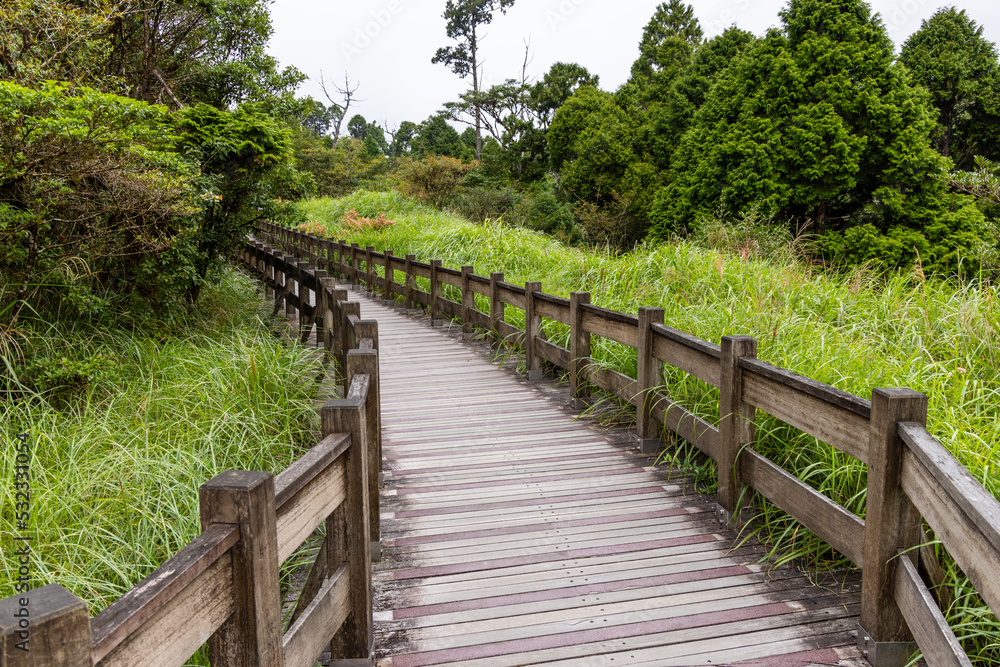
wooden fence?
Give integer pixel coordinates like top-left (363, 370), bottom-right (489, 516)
top-left (0, 260), bottom-right (382, 667)
top-left (252, 220), bottom-right (1000, 667)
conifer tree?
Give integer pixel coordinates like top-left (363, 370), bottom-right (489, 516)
top-left (900, 7), bottom-right (1000, 168)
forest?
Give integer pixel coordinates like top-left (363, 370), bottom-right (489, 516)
top-left (2, 0), bottom-right (1000, 663)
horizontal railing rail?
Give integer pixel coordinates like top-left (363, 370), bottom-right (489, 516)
top-left (1, 378), bottom-right (377, 667)
top-left (251, 219), bottom-right (1000, 666)
top-left (1, 238), bottom-right (384, 666)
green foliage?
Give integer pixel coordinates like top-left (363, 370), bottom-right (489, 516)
top-left (307, 191), bottom-right (1000, 662)
top-left (411, 113), bottom-right (471, 159)
top-left (394, 155), bottom-right (477, 208)
top-left (549, 87), bottom-right (638, 204)
top-left (0, 0), bottom-right (116, 89)
top-left (530, 62), bottom-right (600, 128)
top-left (0, 81), bottom-right (199, 320)
top-left (172, 102), bottom-right (310, 299)
top-left (900, 7), bottom-right (1000, 168)
top-left (654, 0), bottom-right (975, 274)
top-left (0, 271), bottom-right (321, 632)
top-left (629, 0), bottom-right (703, 102)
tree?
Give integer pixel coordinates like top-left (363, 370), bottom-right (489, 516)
top-left (549, 87), bottom-right (639, 205)
top-left (654, 0), bottom-right (986, 273)
top-left (101, 0), bottom-right (304, 110)
top-left (900, 7), bottom-right (1000, 168)
top-left (412, 113), bottom-right (469, 159)
top-left (432, 0), bottom-right (516, 160)
top-left (392, 121), bottom-right (419, 157)
top-left (629, 0), bottom-right (703, 104)
top-left (347, 114), bottom-right (368, 140)
top-left (530, 62), bottom-right (600, 129)
top-left (641, 27), bottom-right (756, 171)
top-left (319, 72), bottom-right (361, 146)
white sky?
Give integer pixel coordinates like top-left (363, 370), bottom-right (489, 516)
top-left (266, 0), bottom-right (1000, 129)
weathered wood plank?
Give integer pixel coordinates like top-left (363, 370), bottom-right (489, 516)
top-left (741, 449), bottom-right (865, 567)
top-left (650, 324), bottom-right (721, 388)
top-left (274, 434), bottom-right (351, 510)
top-left (276, 456), bottom-right (347, 563)
top-left (496, 282), bottom-right (526, 310)
top-left (534, 338), bottom-right (570, 369)
top-left (533, 293), bottom-right (571, 325)
top-left (282, 565), bottom-right (351, 667)
top-left (894, 555), bottom-right (970, 667)
top-left (90, 524), bottom-right (240, 663)
top-left (741, 363), bottom-right (870, 463)
top-left (900, 446), bottom-right (1000, 616)
top-left (647, 393), bottom-right (719, 461)
top-left (98, 552), bottom-right (235, 667)
top-left (580, 304), bottom-right (639, 347)
top-left (583, 364), bottom-right (638, 404)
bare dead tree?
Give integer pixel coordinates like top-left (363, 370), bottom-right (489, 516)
top-left (319, 71), bottom-right (362, 146)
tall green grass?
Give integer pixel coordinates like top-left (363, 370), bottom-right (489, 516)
top-left (302, 190), bottom-right (1000, 663)
top-left (0, 269), bottom-right (321, 627)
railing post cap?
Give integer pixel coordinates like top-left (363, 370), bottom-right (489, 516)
top-left (200, 469), bottom-right (272, 493)
top-left (872, 387), bottom-right (927, 402)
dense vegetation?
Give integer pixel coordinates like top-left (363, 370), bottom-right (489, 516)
top-left (3, 0), bottom-right (1000, 661)
top-left (0, 271), bottom-right (320, 618)
top-left (305, 189), bottom-right (1000, 662)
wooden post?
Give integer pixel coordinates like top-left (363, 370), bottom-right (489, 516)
top-left (524, 281), bottom-right (543, 381)
top-left (637, 307), bottom-right (665, 454)
top-left (322, 396), bottom-right (373, 664)
top-left (313, 269), bottom-right (328, 348)
top-left (365, 246), bottom-right (374, 295)
top-left (199, 470), bottom-right (284, 667)
top-left (320, 278), bottom-right (337, 354)
top-left (461, 266), bottom-right (475, 338)
top-left (717, 335), bottom-right (757, 526)
top-left (347, 343), bottom-right (381, 560)
top-left (489, 272), bottom-right (505, 343)
top-left (285, 261), bottom-right (297, 318)
top-left (384, 250), bottom-right (395, 305)
top-left (295, 261), bottom-right (310, 331)
top-left (569, 292), bottom-right (591, 409)
top-left (0, 584), bottom-right (91, 666)
top-left (404, 255), bottom-right (416, 312)
top-left (339, 300), bottom-right (361, 390)
top-left (328, 286), bottom-right (349, 372)
top-left (349, 243), bottom-right (359, 288)
top-left (430, 259), bottom-right (443, 326)
top-left (858, 388), bottom-right (928, 666)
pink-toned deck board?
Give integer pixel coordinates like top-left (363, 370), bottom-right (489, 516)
top-left (346, 291), bottom-right (865, 666)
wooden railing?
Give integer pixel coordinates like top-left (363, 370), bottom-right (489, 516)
top-left (252, 220), bottom-right (1000, 667)
top-left (0, 254), bottom-right (382, 666)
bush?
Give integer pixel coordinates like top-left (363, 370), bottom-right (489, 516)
top-left (450, 186), bottom-right (524, 223)
top-left (393, 155), bottom-right (476, 208)
top-left (0, 81), bottom-right (198, 323)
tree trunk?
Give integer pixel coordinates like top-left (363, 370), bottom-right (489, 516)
top-left (472, 25), bottom-right (482, 160)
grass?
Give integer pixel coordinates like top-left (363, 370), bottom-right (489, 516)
top-left (0, 269), bottom-right (322, 664)
top-left (301, 189), bottom-right (1000, 663)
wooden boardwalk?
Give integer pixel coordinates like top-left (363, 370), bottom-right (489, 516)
top-left (346, 291), bottom-right (867, 667)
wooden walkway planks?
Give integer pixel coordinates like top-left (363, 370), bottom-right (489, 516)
top-left (346, 291), bottom-right (867, 667)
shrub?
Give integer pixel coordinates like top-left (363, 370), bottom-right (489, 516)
top-left (393, 155), bottom-right (476, 208)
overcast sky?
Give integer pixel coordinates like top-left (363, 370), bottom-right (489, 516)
top-left (266, 0), bottom-right (1000, 130)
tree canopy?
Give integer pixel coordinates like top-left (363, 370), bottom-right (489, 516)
top-left (900, 7), bottom-right (1000, 168)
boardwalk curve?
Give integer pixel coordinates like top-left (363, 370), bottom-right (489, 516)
top-left (352, 292), bottom-right (865, 667)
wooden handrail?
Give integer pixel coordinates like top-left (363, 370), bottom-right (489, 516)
top-left (249, 221), bottom-right (1000, 665)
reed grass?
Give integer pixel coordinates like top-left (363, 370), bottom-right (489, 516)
top-left (0, 269), bottom-right (321, 632)
top-left (302, 190), bottom-right (1000, 663)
